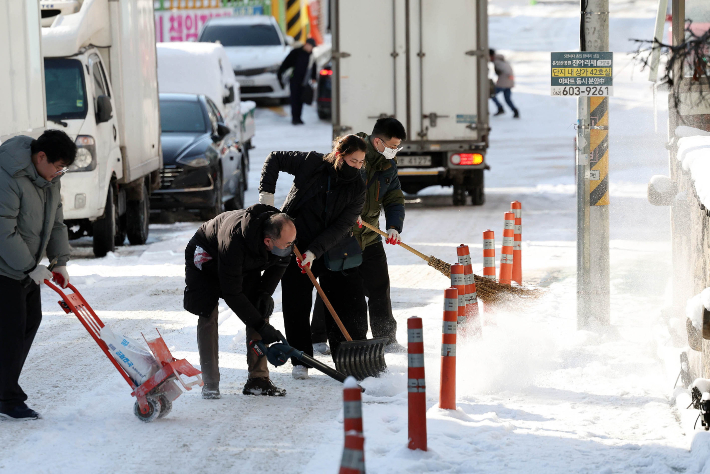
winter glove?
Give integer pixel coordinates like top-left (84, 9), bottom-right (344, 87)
top-left (259, 191), bottom-right (275, 207)
top-left (254, 293), bottom-right (274, 319)
top-left (255, 320), bottom-right (285, 345)
top-left (356, 216), bottom-right (363, 228)
top-left (28, 265), bottom-right (52, 286)
top-left (386, 228), bottom-right (401, 245)
top-left (296, 250), bottom-right (315, 274)
top-left (52, 266), bottom-right (70, 289)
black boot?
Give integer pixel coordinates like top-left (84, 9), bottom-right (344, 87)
top-left (243, 377), bottom-right (286, 396)
top-left (494, 108), bottom-right (505, 116)
top-left (0, 403), bottom-right (40, 421)
top-left (513, 110), bottom-right (520, 119)
top-left (202, 383), bottom-right (221, 399)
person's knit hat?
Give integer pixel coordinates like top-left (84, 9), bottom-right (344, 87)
top-left (306, 38), bottom-right (316, 46)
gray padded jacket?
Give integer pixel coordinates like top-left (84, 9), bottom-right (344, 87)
top-left (0, 136), bottom-right (70, 281)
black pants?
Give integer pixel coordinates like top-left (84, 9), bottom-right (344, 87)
top-left (290, 80), bottom-right (304, 123)
top-left (281, 257), bottom-right (367, 365)
top-left (0, 276), bottom-right (42, 408)
top-left (312, 241), bottom-right (397, 344)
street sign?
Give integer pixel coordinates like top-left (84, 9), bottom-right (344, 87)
top-left (551, 52), bottom-right (613, 97)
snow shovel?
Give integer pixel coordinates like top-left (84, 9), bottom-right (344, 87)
top-left (293, 245), bottom-right (387, 381)
top-left (255, 340), bottom-right (364, 391)
top-left (359, 221), bottom-right (539, 303)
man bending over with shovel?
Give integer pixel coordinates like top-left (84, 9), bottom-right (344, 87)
top-left (184, 204), bottom-right (296, 398)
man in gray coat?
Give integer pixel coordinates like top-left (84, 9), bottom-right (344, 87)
top-left (0, 130), bottom-right (76, 421)
top-left (489, 49), bottom-right (520, 118)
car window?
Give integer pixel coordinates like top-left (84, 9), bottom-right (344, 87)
top-left (44, 58), bottom-right (88, 120)
top-left (91, 57), bottom-right (107, 98)
top-left (159, 100), bottom-right (209, 133)
top-left (199, 23), bottom-right (281, 47)
top-left (206, 98), bottom-right (224, 123)
top-left (98, 61), bottom-right (111, 98)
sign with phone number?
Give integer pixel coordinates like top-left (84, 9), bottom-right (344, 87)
top-left (551, 86), bottom-right (613, 96)
top-left (551, 52), bottom-right (613, 97)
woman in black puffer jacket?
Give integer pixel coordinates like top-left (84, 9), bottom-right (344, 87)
top-left (258, 135), bottom-right (367, 379)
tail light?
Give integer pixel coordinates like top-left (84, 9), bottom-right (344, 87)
top-left (450, 153), bottom-right (483, 166)
top-left (320, 69), bottom-right (333, 76)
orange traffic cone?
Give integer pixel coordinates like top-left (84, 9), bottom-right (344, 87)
top-left (440, 288), bottom-right (457, 410)
top-left (499, 213), bottom-right (514, 285)
top-left (511, 201), bottom-right (522, 285)
top-left (407, 317), bottom-right (427, 451)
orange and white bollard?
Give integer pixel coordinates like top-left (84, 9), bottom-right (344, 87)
top-left (499, 213), bottom-right (515, 285)
top-left (511, 201), bottom-right (522, 285)
top-left (407, 317), bottom-right (427, 451)
top-left (340, 376), bottom-right (365, 473)
top-left (339, 431), bottom-right (365, 474)
top-left (343, 376), bottom-right (363, 435)
top-left (457, 245), bottom-right (481, 332)
top-left (450, 263), bottom-right (466, 326)
top-left (483, 230), bottom-right (496, 280)
top-left (440, 288), bottom-right (457, 410)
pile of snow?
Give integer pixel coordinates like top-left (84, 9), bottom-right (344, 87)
top-left (686, 288), bottom-right (710, 331)
top-left (157, 42), bottom-right (237, 107)
top-left (675, 128), bottom-right (710, 209)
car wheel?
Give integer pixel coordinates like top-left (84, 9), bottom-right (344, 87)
top-left (452, 184), bottom-right (466, 206)
top-left (126, 178), bottom-right (150, 245)
top-left (200, 168), bottom-right (223, 220)
top-left (93, 185), bottom-right (116, 257)
top-left (468, 170), bottom-right (485, 206)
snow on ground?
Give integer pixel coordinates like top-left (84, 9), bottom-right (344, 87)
top-left (2, 1), bottom-right (707, 473)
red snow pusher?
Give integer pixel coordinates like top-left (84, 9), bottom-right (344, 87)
top-left (44, 279), bottom-right (203, 422)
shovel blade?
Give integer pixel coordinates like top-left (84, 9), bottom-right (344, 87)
top-left (334, 337), bottom-right (388, 381)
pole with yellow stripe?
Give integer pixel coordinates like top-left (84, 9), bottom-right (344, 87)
top-left (577, 0), bottom-right (610, 329)
top-left (286, 0), bottom-right (304, 42)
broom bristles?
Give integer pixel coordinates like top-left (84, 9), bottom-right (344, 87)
top-left (426, 256), bottom-right (540, 304)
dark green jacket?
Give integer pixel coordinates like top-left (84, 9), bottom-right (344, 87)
top-left (352, 132), bottom-right (405, 250)
top-left (0, 136), bottom-right (70, 280)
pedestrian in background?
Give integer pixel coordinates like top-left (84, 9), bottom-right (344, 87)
top-left (489, 48), bottom-right (520, 119)
top-left (278, 38), bottom-right (317, 126)
top-left (258, 135), bottom-right (367, 380)
top-left (184, 205), bottom-right (295, 398)
top-left (0, 130), bottom-right (76, 421)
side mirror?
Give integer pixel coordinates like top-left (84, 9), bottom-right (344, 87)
top-left (224, 85), bottom-right (235, 104)
top-left (213, 123), bottom-right (230, 142)
top-left (96, 95), bottom-right (113, 124)
top-left (285, 35), bottom-right (294, 46)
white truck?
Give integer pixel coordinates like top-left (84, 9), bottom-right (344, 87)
top-left (330, 0), bottom-right (490, 205)
top-left (0, 0), bottom-right (45, 141)
top-left (41, 0), bottom-right (162, 257)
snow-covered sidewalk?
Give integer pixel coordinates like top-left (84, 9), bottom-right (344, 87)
top-left (2, 1), bottom-right (706, 473)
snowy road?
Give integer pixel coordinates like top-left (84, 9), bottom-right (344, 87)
top-left (2, 1), bottom-right (706, 473)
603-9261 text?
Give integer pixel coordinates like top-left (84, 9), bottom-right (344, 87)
top-left (551, 86), bottom-right (612, 97)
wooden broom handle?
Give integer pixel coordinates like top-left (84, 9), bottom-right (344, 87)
top-left (293, 245), bottom-right (352, 341)
top-left (359, 220), bottom-right (431, 262)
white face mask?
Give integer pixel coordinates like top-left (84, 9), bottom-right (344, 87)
top-left (378, 139), bottom-right (402, 160)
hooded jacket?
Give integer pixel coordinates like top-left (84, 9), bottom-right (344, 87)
top-left (351, 132), bottom-right (405, 250)
top-left (0, 136), bottom-right (70, 281)
top-left (492, 54), bottom-right (515, 89)
top-left (184, 204), bottom-right (291, 326)
top-left (259, 151), bottom-right (366, 259)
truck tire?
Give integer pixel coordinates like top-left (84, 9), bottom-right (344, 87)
top-left (115, 214), bottom-right (127, 247)
top-left (468, 169), bottom-right (485, 206)
top-left (200, 168), bottom-right (223, 220)
top-left (242, 148), bottom-right (249, 191)
top-left (93, 186), bottom-right (116, 257)
top-left (126, 179), bottom-right (150, 245)
top-left (452, 184), bottom-right (467, 206)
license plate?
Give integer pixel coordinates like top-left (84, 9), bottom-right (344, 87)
top-left (239, 79), bottom-right (255, 86)
top-left (398, 155), bottom-right (431, 167)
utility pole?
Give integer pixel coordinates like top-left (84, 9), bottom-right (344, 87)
top-left (577, 0), bottom-right (610, 328)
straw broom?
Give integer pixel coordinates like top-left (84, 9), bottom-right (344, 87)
top-left (360, 221), bottom-right (539, 304)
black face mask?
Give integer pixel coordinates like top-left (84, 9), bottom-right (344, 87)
top-left (338, 163), bottom-right (360, 181)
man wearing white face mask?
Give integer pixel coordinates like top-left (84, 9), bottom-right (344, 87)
top-left (311, 118), bottom-right (407, 353)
